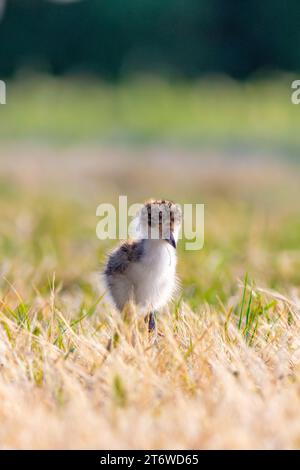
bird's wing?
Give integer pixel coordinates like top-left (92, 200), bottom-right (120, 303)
top-left (105, 240), bottom-right (144, 276)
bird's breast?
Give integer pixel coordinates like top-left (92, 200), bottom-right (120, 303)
top-left (127, 242), bottom-right (177, 309)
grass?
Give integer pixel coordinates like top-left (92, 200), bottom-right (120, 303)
top-left (0, 142), bottom-right (300, 449)
top-left (1, 75), bottom-right (300, 156)
top-left (0, 269), bottom-right (299, 449)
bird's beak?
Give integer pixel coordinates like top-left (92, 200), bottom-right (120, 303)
top-left (166, 232), bottom-right (176, 249)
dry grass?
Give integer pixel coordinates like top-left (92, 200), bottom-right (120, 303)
top-left (0, 145), bottom-right (300, 449)
top-left (1, 289), bottom-right (300, 450)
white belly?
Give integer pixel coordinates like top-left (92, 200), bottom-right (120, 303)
top-left (127, 241), bottom-right (177, 312)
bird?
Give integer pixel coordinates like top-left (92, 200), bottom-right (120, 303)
top-left (104, 199), bottom-right (182, 332)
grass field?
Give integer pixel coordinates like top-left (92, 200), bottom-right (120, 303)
top-left (0, 146), bottom-right (300, 449)
top-left (0, 78), bottom-right (300, 449)
top-left (1, 75), bottom-right (300, 156)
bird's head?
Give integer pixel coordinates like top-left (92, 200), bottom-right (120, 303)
top-left (138, 199), bottom-right (182, 249)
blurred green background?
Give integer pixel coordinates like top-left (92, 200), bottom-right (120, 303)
top-left (1, 0), bottom-right (300, 80)
top-left (0, 0), bottom-right (299, 308)
top-left (0, 76), bottom-right (299, 156)
top-left (0, 1), bottom-right (299, 155)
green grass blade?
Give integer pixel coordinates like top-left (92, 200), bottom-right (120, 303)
top-left (238, 273), bottom-right (248, 329)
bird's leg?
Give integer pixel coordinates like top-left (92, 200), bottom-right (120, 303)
top-left (148, 311), bottom-right (156, 333)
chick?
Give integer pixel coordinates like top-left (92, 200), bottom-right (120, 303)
top-left (104, 199), bottom-right (182, 331)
